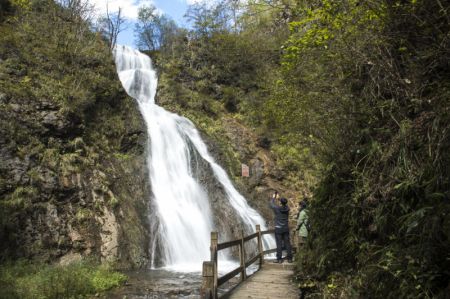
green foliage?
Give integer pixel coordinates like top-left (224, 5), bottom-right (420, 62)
top-left (286, 0), bottom-right (450, 297)
top-left (160, 0), bottom-right (448, 297)
top-left (283, 0), bottom-right (386, 65)
top-left (91, 266), bottom-right (126, 291)
top-left (135, 4), bottom-right (179, 52)
top-left (0, 259), bottom-right (126, 299)
top-left (0, 0), bottom-right (119, 113)
top-left (9, 0), bottom-right (31, 10)
top-left (185, 1), bottom-right (233, 37)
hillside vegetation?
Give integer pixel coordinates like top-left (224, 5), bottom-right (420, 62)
top-left (0, 0), bottom-right (150, 297)
top-left (142, 0), bottom-right (449, 297)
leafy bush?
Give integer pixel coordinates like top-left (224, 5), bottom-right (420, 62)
top-left (287, 0), bottom-right (450, 297)
top-left (0, 259), bottom-right (126, 299)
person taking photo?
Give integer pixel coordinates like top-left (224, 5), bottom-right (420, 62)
top-left (270, 191), bottom-right (293, 263)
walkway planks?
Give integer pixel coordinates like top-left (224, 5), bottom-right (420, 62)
top-left (224, 262), bottom-right (299, 299)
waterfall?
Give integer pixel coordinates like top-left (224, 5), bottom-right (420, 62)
top-left (114, 45), bottom-right (275, 272)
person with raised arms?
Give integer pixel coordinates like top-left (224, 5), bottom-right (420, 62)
top-left (270, 191), bottom-right (293, 263)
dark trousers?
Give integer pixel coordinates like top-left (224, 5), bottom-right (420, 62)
top-left (275, 230), bottom-right (292, 260)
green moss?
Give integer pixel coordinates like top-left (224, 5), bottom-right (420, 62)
top-left (113, 153), bottom-right (131, 161)
top-left (108, 193), bottom-right (120, 208)
top-left (59, 153), bottom-right (83, 176)
top-left (75, 208), bottom-right (93, 223)
top-left (16, 139), bottom-right (45, 160)
top-left (41, 148), bottom-right (60, 170)
top-left (3, 186), bottom-right (38, 209)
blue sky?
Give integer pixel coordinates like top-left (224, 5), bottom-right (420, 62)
top-left (88, 0), bottom-right (204, 47)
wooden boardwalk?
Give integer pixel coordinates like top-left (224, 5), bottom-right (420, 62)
top-left (200, 228), bottom-right (299, 299)
top-left (224, 262), bottom-right (299, 299)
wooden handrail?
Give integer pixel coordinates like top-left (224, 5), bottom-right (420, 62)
top-left (218, 266), bottom-right (242, 286)
top-left (243, 232), bottom-right (258, 242)
top-left (217, 239), bottom-right (241, 251)
top-left (200, 224), bottom-right (282, 299)
top-left (261, 229), bottom-right (275, 235)
top-left (245, 254), bottom-right (260, 268)
top-left (263, 248), bottom-right (277, 255)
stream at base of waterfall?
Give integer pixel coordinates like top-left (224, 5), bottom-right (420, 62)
top-left (104, 266), bottom-right (262, 299)
top-left (112, 45), bottom-right (275, 297)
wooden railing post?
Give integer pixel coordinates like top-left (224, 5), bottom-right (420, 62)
top-left (201, 261), bottom-right (214, 299)
top-left (210, 232), bottom-right (218, 299)
top-left (201, 228), bottom-right (278, 296)
top-left (239, 230), bottom-right (247, 281)
top-left (256, 224), bottom-right (264, 267)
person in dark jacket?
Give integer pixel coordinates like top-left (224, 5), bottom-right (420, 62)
top-left (270, 191), bottom-right (293, 263)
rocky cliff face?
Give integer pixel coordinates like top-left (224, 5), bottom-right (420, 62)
top-left (155, 71), bottom-right (302, 235)
top-left (0, 2), bottom-right (151, 268)
top-left (200, 116), bottom-right (299, 227)
top-left (0, 81), bottom-right (151, 268)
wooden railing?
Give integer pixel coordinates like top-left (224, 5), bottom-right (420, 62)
top-left (200, 224), bottom-right (277, 299)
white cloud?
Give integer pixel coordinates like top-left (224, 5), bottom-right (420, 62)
top-left (185, 0), bottom-right (217, 5)
top-left (88, 0), bottom-right (161, 20)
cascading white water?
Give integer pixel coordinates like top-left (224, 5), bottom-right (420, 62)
top-left (114, 45), bottom-right (275, 272)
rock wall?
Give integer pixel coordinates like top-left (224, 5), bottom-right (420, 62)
top-left (201, 116), bottom-right (300, 228)
top-left (0, 4), bottom-right (152, 267)
top-left (0, 87), bottom-right (151, 268)
top-left (155, 81), bottom-right (301, 236)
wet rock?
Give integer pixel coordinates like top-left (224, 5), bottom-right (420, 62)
top-left (40, 110), bottom-right (82, 137)
top-left (6, 156), bottom-right (30, 186)
top-left (1, 94), bottom-right (151, 268)
top-left (190, 146), bottom-right (248, 243)
top-left (32, 166), bottom-right (58, 191)
top-left (35, 99), bottom-right (58, 111)
top-left (197, 116), bottom-right (294, 224)
top-left (120, 130), bottom-right (145, 153)
top-left (248, 158), bottom-right (264, 187)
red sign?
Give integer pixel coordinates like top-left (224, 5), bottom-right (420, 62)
top-left (241, 164), bottom-right (249, 177)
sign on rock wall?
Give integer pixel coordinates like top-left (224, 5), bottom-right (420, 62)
top-left (241, 164), bottom-right (250, 177)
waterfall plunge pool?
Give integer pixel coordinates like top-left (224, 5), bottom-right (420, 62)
top-left (104, 263), bottom-right (260, 299)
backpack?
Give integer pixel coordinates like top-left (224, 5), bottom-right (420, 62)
top-left (305, 216), bottom-right (311, 232)
top-left (303, 209), bottom-right (311, 232)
